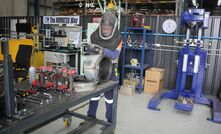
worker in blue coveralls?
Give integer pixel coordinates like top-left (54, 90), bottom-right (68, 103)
top-left (87, 12), bottom-right (122, 123)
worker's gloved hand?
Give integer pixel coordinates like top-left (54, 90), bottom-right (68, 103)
top-left (86, 44), bottom-right (103, 54)
top-left (93, 45), bottom-right (103, 54)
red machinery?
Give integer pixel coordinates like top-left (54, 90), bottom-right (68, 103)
top-left (35, 66), bottom-right (77, 93)
top-left (130, 13), bottom-right (145, 28)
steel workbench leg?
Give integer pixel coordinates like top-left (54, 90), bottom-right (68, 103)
top-left (112, 86), bottom-right (119, 129)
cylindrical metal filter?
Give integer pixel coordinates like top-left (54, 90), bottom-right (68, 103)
top-left (83, 54), bottom-right (113, 82)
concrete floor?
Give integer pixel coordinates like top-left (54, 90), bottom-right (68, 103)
top-left (32, 93), bottom-right (221, 134)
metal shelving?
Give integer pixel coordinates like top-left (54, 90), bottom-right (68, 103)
top-left (124, 64), bottom-right (150, 70)
top-left (121, 27), bottom-right (153, 94)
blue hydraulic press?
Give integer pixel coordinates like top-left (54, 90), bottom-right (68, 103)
top-left (148, 9), bottom-right (211, 112)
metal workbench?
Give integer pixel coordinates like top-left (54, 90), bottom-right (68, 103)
top-left (0, 81), bottom-right (119, 134)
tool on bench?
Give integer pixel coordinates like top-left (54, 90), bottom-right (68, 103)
top-left (27, 96), bottom-right (44, 102)
top-left (43, 92), bottom-right (52, 99)
top-left (24, 98), bottom-right (44, 105)
top-left (16, 90), bottom-right (29, 97)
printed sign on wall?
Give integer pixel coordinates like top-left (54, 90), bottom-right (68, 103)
top-left (43, 16), bottom-right (80, 25)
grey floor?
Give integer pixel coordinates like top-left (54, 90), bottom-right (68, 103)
top-left (32, 93), bottom-right (221, 134)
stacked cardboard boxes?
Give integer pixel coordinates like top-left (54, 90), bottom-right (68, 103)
top-left (120, 79), bottom-right (137, 96)
top-left (120, 85), bottom-right (135, 96)
top-left (123, 79), bottom-right (144, 87)
top-left (120, 78), bottom-right (144, 96)
top-left (144, 68), bottom-right (165, 94)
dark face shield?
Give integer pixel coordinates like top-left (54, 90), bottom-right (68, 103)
top-left (99, 12), bottom-right (117, 40)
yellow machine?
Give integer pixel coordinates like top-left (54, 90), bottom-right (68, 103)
top-left (0, 26), bottom-right (44, 68)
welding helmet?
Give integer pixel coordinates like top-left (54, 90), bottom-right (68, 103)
top-left (99, 12), bottom-right (118, 40)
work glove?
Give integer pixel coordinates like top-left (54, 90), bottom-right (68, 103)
top-left (86, 44), bottom-right (103, 54)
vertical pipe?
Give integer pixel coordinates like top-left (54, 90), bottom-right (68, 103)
top-left (125, 0), bottom-right (128, 30)
top-left (112, 86), bottom-right (118, 128)
top-left (192, 28), bottom-right (202, 94)
top-left (193, 55), bottom-right (200, 73)
top-left (200, 0), bottom-right (203, 8)
top-left (198, 28), bottom-right (202, 41)
top-left (180, 28), bottom-right (191, 91)
top-left (118, 0), bottom-right (121, 30)
top-left (12, 0), bottom-right (14, 16)
top-left (186, 29), bottom-right (190, 40)
top-left (191, 55), bottom-right (200, 92)
top-left (34, 0), bottom-right (40, 16)
top-left (125, 0), bottom-right (128, 15)
top-left (175, 0), bottom-right (179, 16)
top-left (27, 0), bottom-right (30, 16)
top-left (1, 39), bottom-right (16, 117)
top-left (52, 0), bottom-right (55, 15)
top-left (97, 0), bottom-right (104, 13)
top-left (180, 54), bottom-right (188, 92)
top-left (121, 27), bottom-right (127, 85)
top-left (44, 0), bottom-right (47, 16)
top-left (182, 54), bottom-right (188, 72)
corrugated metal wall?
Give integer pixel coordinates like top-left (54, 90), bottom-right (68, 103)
top-left (203, 17), bottom-right (221, 95)
top-left (144, 16), bottom-right (181, 92)
top-left (0, 15), bottom-right (220, 95)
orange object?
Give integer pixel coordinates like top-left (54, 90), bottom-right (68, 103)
top-left (117, 40), bottom-right (123, 49)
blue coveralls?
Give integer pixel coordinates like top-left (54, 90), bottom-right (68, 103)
top-left (87, 47), bottom-right (120, 123)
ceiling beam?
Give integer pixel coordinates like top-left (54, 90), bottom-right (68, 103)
top-left (122, 0), bottom-right (176, 4)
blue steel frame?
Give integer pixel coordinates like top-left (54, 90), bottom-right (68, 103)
top-left (121, 27), bottom-right (153, 94)
top-left (147, 8), bottom-right (221, 123)
top-left (148, 44), bottom-right (210, 111)
top-left (148, 9), bottom-right (211, 112)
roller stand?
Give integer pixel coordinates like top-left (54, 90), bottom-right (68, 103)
top-left (148, 90), bottom-right (177, 111)
top-left (208, 97), bottom-right (221, 123)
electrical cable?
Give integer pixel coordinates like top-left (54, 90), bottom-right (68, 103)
top-left (156, 47), bottom-right (162, 67)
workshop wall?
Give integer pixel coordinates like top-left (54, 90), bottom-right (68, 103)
top-left (0, 0), bottom-right (27, 16)
top-left (28, 0), bottom-right (54, 16)
top-left (0, 15), bottom-right (220, 95)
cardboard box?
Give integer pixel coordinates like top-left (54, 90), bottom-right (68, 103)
top-left (120, 85), bottom-right (135, 96)
top-left (144, 80), bottom-right (164, 94)
top-left (145, 68), bottom-right (165, 81)
top-left (144, 68), bottom-right (165, 94)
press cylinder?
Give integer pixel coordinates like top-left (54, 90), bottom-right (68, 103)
top-left (182, 54), bottom-right (188, 72)
top-left (193, 55), bottom-right (200, 73)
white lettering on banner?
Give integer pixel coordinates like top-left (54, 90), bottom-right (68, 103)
top-left (90, 3), bottom-right (95, 8)
top-left (43, 16), bottom-right (80, 25)
top-left (104, 98), bottom-right (113, 104)
top-left (85, 3), bottom-right (90, 8)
